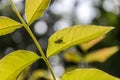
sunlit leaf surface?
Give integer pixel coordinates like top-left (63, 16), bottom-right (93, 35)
top-left (84, 46), bottom-right (119, 63)
top-left (61, 68), bottom-right (119, 80)
top-left (47, 25), bottom-right (114, 58)
top-left (0, 50), bottom-right (40, 80)
top-left (0, 16), bottom-right (22, 36)
top-left (25, 0), bottom-right (50, 25)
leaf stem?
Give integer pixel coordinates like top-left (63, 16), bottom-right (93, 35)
top-left (9, 0), bottom-right (56, 80)
top-left (9, 0), bottom-right (26, 25)
top-left (24, 26), bottom-right (56, 80)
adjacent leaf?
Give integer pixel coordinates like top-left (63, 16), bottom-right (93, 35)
top-left (80, 36), bottom-right (104, 51)
top-left (17, 67), bottom-right (30, 80)
top-left (0, 16), bottom-right (22, 36)
top-left (63, 52), bottom-right (82, 63)
top-left (25, 0), bottom-right (50, 25)
top-left (0, 50), bottom-right (40, 80)
top-left (28, 69), bottom-right (51, 80)
top-left (84, 46), bottom-right (119, 63)
top-left (47, 25), bottom-right (114, 58)
top-left (61, 68), bottom-right (119, 80)
top-left (65, 66), bottom-right (78, 73)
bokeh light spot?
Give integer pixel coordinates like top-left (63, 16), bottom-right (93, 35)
top-left (34, 21), bottom-right (48, 35)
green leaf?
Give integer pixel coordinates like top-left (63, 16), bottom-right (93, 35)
top-left (25, 0), bottom-right (50, 25)
top-left (47, 25), bottom-right (114, 58)
top-left (0, 50), bottom-right (40, 80)
top-left (61, 68), bottom-right (119, 80)
top-left (84, 46), bottom-right (119, 63)
top-left (0, 16), bottom-right (22, 36)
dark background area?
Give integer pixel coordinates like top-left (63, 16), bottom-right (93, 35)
top-left (0, 0), bottom-right (120, 79)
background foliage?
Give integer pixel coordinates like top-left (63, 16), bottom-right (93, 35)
top-left (0, 0), bottom-right (120, 79)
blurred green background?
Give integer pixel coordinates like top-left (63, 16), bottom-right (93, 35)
top-left (0, 0), bottom-right (120, 80)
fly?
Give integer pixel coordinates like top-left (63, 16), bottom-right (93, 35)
top-left (54, 39), bottom-right (63, 44)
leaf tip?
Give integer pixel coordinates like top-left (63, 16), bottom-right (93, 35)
top-left (107, 26), bottom-right (115, 30)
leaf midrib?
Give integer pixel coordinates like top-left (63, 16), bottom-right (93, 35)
top-left (0, 24), bottom-right (22, 30)
top-left (28, 0), bottom-right (47, 24)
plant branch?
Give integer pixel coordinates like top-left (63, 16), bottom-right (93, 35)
top-left (24, 26), bottom-right (56, 80)
top-left (9, 0), bottom-right (56, 80)
top-left (9, 0), bottom-right (26, 25)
